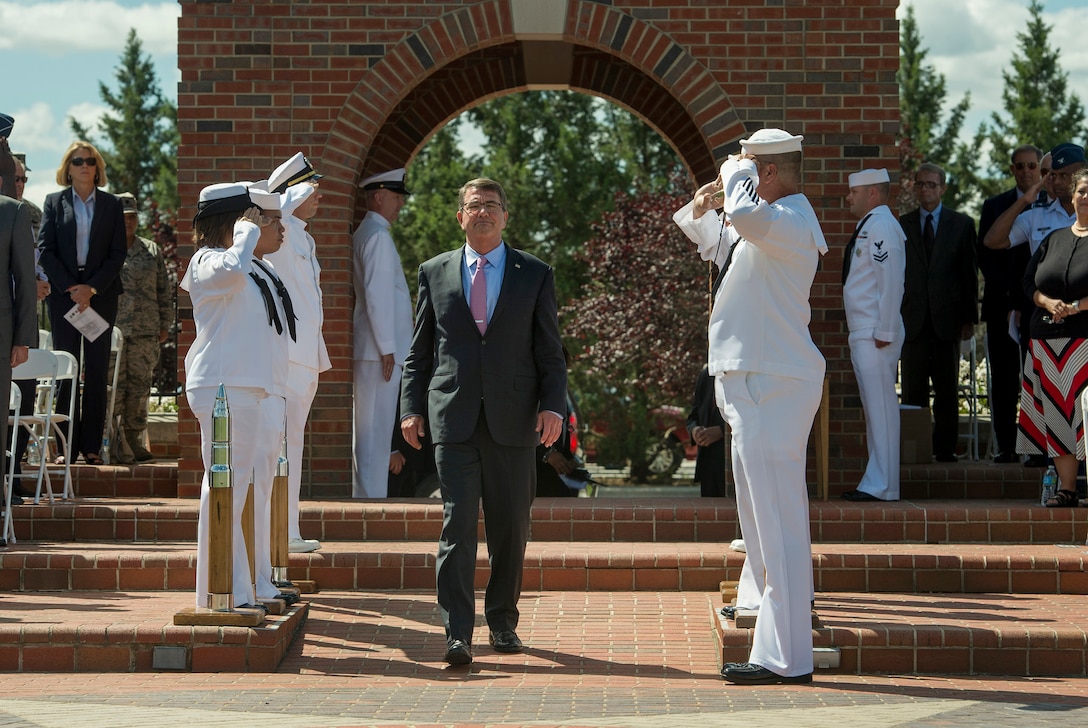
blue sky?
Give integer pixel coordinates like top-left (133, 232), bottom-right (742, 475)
top-left (1, 0), bottom-right (1085, 209)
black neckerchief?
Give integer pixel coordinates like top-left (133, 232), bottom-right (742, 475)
top-left (250, 259), bottom-right (297, 341)
top-left (841, 213), bottom-right (874, 286)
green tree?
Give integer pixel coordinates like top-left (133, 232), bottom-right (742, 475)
top-left (70, 28), bottom-right (179, 216)
top-left (897, 4), bottom-right (974, 210)
top-left (466, 91), bottom-right (684, 304)
top-left (562, 188), bottom-right (707, 481)
top-left (980, 0), bottom-right (1087, 196)
top-left (392, 119), bottom-right (476, 285)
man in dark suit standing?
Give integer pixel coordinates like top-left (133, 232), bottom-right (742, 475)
top-left (977, 144), bottom-right (1042, 463)
top-left (899, 163), bottom-right (979, 462)
top-left (400, 178), bottom-right (567, 666)
top-left (0, 139), bottom-right (41, 519)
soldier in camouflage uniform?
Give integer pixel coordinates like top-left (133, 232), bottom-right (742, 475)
top-left (113, 193), bottom-right (172, 463)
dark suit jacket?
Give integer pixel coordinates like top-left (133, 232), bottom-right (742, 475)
top-left (977, 188), bottom-right (1018, 323)
top-left (0, 197), bottom-right (41, 473)
top-left (0, 197), bottom-right (39, 350)
top-left (37, 187), bottom-right (126, 315)
top-left (685, 366), bottom-right (725, 492)
top-left (401, 243), bottom-right (567, 448)
top-left (899, 206), bottom-right (979, 342)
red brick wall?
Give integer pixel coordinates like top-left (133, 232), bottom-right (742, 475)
top-left (177, 0), bottom-right (900, 497)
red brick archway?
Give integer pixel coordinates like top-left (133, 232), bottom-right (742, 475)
top-left (177, 0), bottom-right (900, 497)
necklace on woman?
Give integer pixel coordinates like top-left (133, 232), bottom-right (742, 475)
top-left (1073, 223), bottom-right (1088, 237)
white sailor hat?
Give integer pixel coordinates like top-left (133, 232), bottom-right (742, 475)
top-left (244, 181), bottom-right (283, 211)
top-left (193, 181), bottom-right (281, 223)
top-left (740, 128), bottom-right (804, 155)
top-left (360, 167), bottom-right (410, 195)
top-left (268, 152), bottom-right (323, 194)
top-left (848, 168), bottom-right (890, 187)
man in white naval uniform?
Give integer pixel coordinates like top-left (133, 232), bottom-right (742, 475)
top-left (265, 153), bottom-right (332, 551)
top-left (839, 169), bottom-right (906, 502)
top-left (352, 169), bottom-right (413, 498)
top-left (673, 128), bottom-right (825, 685)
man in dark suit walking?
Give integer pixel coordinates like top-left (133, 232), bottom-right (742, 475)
top-left (400, 178), bottom-right (567, 666)
top-left (899, 163), bottom-right (979, 462)
top-left (977, 144), bottom-right (1042, 463)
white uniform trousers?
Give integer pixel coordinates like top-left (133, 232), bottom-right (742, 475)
top-left (353, 358), bottom-right (401, 498)
top-left (849, 333), bottom-right (903, 500)
top-left (716, 371), bottom-right (820, 677)
top-left (189, 386), bottom-right (284, 608)
top-left (284, 363), bottom-right (320, 539)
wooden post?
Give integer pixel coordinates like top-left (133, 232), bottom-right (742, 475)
top-left (243, 478), bottom-right (255, 594)
top-left (815, 376), bottom-right (830, 500)
top-left (270, 434), bottom-right (296, 594)
top-left (175, 384), bottom-right (263, 627)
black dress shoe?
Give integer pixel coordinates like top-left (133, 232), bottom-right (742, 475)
top-left (278, 591), bottom-right (300, 606)
top-left (840, 489), bottom-right (880, 502)
top-left (488, 630), bottom-right (524, 653)
top-left (721, 662), bottom-right (813, 684)
top-left (993, 452), bottom-right (1019, 464)
top-left (444, 639), bottom-right (473, 665)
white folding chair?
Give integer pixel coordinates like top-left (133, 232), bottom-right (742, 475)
top-left (4, 386), bottom-right (21, 544)
top-left (102, 327), bottom-right (124, 465)
top-left (958, 336), bottom-right (980, 461)
top-left (45, 350), bottom-right (78, 499)
top-left (10, 349), bottom-right (61, 504)
top-left (38, 328), bottom-right (51, 350)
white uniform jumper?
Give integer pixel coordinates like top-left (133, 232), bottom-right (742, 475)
top-left (351, 211), bottom-right (413, 498)
top-left (844, 205), bottom-right (906, 500)
top-left (264, 185), bottom-right (331, 538)
top-left (182, 221), bottom-right (290, 609)
top-left (674, 157), bottom-right (827, 678)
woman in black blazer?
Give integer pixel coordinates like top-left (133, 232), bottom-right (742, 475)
top-left (37, 141), bottom-right (127, 465)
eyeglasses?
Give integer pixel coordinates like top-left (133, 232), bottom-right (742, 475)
top-left (913, 180), bottom-right (941, 190)
top-left (1013, 162), bottom-right (1038, 171)
top-left (14, 176), bottom-right (27, 183)
top-left (70, 157), bottom-right (97, 167)
top-left (461, 201), bottom-right (505, 215)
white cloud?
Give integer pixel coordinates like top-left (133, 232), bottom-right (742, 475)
top-left (898, 0), bottom-right (1088, 142)
top-left (6, 103), bottom-right (61, 156)
top-left (0, 1), bottom-right (179, 53)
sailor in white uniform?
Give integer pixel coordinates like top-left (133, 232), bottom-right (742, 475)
top-left (264, 153), bottom-right (332, 552)
top-left (351, 168), bottom-right (414, 498)
top-left (674, 128), bottom-right (825, 685)
top-left (839, 169), bottom-right (906, 502)
top-left (182, 181), bottom-right (292, 611)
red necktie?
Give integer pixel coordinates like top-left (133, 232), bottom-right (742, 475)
top-left (471, 256), bottom-right (488, 334)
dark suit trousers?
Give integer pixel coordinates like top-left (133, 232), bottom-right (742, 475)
top-left (984, 317), bottom-right (1022, 456)
top-left (901, 319), bottom-right (960, 458)
top-left (434, 407), bottom-right (535, 643)
top-left (48, 294), bottom-right (117, 457)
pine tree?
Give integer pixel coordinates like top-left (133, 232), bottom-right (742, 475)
top-left (897, 4), bottom-right (974, 210)
top-left (981, 0), bottom-right (1087, 195)
top-left (70, 29), bottom-right (178, 216)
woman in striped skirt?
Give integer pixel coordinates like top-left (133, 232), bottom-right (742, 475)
top-left (1018, 167), bottom-right (1088, 507)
